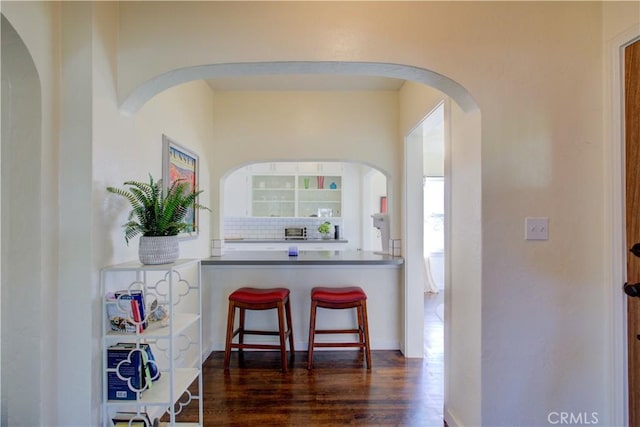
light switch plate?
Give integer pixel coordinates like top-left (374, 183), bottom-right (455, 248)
top-left (525, 217), bottom-right (548, 240)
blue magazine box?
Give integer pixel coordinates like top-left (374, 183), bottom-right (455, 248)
top-left (107, 344), bottom-right (144, 400)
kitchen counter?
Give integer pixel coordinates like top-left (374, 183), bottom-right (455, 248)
top-left (201, 250), bottom-right (404, 353)
top-left (202, 250), bottom-right (403, 266)
top-left (224, 238), bottom-right (349, 244)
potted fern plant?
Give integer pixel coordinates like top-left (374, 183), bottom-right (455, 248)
top-left (107, 174), bottom-right (209, 265)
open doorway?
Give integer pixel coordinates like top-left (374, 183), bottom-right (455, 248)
top-left (421, 102), bottom-right (446, 423)
top-left (405, 100), bottom-right (445, 423)
top-left (423, 102), bottom-right (445, 294)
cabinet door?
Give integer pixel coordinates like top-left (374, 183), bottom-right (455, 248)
top-left (274, 162), bottom-right (298, 174)
top-left (248, 163), bottom-right (274, 173)
top-left (319, 162), bottom-right (343, 175)
top-left (248, 162), bottom-right (299, 174)
top-left (251, 175), bottom-right (295, 217)
top-left (297, 162), bottom-right (320, 174)
top-left (297, 162), bottom-right (343, 174)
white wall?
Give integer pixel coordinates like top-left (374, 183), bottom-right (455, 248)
top-left (93, 31), bottom-right (213, 265)
top-left (58, 4), bottom-right (95, 423)
top-left (398, 80), bottom-right (482, 424)
top-left (448, 103), bottom-right (482, 426)
top-left (602, 4), bottom-right (640, 425)
top-left (423, 104), bottom-right (445, 178)
top-left (1, 1), bottom-right (639, 426)
top-left (3, 2), bottom-right (214, 424)
top-left (92, 7), bottom-right (214, 425)
top-left (1, 1), bottom-right (60, 424)
top-left (363, 166), bottom-right (387, 252)
top-left (210, 90), bottom-right (400, 238)
top-left (1, 15), bottom-right (44, 427)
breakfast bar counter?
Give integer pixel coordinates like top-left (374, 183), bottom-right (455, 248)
top-left (200, 251), bottom-right (404, 355)
top-left (202, 250), bottom-right (403, 266)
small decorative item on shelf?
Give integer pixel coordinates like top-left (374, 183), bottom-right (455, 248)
top-left (318, 221), bottom-right (332, 239)
top-left (303, 178), bottom-right (310, 189)
top-left (317, 208), bottom-right (333, 218)
top-left (148, 298), bottom-right (169, 328)
top-left (106, 174), bottom-right (210, 265)
top-left (329, 182), bottom-right (337, 189)
top-left (317, 176), bottom-right (325, 189)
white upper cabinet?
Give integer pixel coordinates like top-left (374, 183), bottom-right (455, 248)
top-left (297, 162), bottom-right (320, 174)
top-left (250, 175), bottom-right (296, 217)
top-left (248, 162), bottom-right (298, 174)
top-left (296, 175), bottom-right (342, 218)
top-left (297, 162), bottom-right (343, 175)
top-left (224, 162), bottom-right (359, 219)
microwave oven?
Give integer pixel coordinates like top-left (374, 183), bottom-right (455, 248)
top-left (285, 227), bottom-right (307, 240)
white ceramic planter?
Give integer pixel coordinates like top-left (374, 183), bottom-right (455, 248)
top-left (139, 236), bottom-right (179, 265)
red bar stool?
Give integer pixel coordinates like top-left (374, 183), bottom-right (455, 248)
top-left (307, 286), bottom-right (371, 370)
top-left (223, 287), bottom-right (294, 372)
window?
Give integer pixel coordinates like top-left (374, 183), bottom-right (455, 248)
top-left (424, 177), bottom-right (444, 255)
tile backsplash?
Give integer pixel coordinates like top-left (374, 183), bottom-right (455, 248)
top-left (224, 217), bottom-right (344, 240)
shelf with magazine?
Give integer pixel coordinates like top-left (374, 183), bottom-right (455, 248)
top-left (100, 259), bottom-right (202, 427)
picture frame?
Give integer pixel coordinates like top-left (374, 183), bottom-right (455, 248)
top-left (162, 134), bottom-right (199, 239)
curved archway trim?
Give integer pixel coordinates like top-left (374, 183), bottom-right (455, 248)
top-left (119, 61), bottom-right (478, 115)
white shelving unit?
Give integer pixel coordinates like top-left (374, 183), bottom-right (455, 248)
top-left (297, 175), bottom-right (342, 217)
top-left (101, 259), bottom-right (202, 427)
top-left (251, 175), bottom-right (296, 217)
top-left (250, 173), bottom-right (342, 218)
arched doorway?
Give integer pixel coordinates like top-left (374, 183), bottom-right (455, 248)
top-left (119, 61), bottom-right (482, 424)
top-left (1, 15), bottom-right (44, 426)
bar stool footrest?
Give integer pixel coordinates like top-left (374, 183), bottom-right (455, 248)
top-left (240, 329), bottom-right (285, 336)
top-left (230, 343), bottom-right (284, 350)
top-left (315, 328), bottom-right (361, 334)
top-left (313, 342), bottom-right (365, 348)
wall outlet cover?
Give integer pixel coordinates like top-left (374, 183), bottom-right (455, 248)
top-left (525, 217), bottom-right (548, 240)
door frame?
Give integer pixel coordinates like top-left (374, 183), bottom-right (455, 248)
top-left (610, 28), bottom-right (640, 427)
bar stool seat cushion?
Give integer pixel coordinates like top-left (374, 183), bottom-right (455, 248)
top-left (229, 287), bottom-right (290, 304)
top-left (311, 286), bottom-right (367, 304)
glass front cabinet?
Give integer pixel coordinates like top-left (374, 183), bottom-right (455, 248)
top-left (250, 172), bottom-right (342, 218)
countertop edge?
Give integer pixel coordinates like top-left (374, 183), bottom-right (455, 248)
top-left (202, 260), bottom-right (404, 266)
top-left (201, 250), bottom-right (404, 266)
top-left (225, 239), bottom-right (349, 244)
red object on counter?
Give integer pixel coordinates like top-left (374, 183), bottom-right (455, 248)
top-left (380, 196), bottom-right (387, 213)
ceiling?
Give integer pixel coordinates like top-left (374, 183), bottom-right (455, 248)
top-left (205, 74), bottom-right (406, 92)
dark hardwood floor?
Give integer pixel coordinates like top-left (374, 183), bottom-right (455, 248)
top-left (169, 293), bottom-right (445, 426)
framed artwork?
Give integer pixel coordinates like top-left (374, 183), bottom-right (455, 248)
top-left (162, 134), bottom-right (199, 239)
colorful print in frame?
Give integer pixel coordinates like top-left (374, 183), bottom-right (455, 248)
top-left (162, 135), bottom-right (199, 238)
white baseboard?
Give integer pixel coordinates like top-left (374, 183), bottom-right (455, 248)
top-left (444, 406), bottom-right (463, 427)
